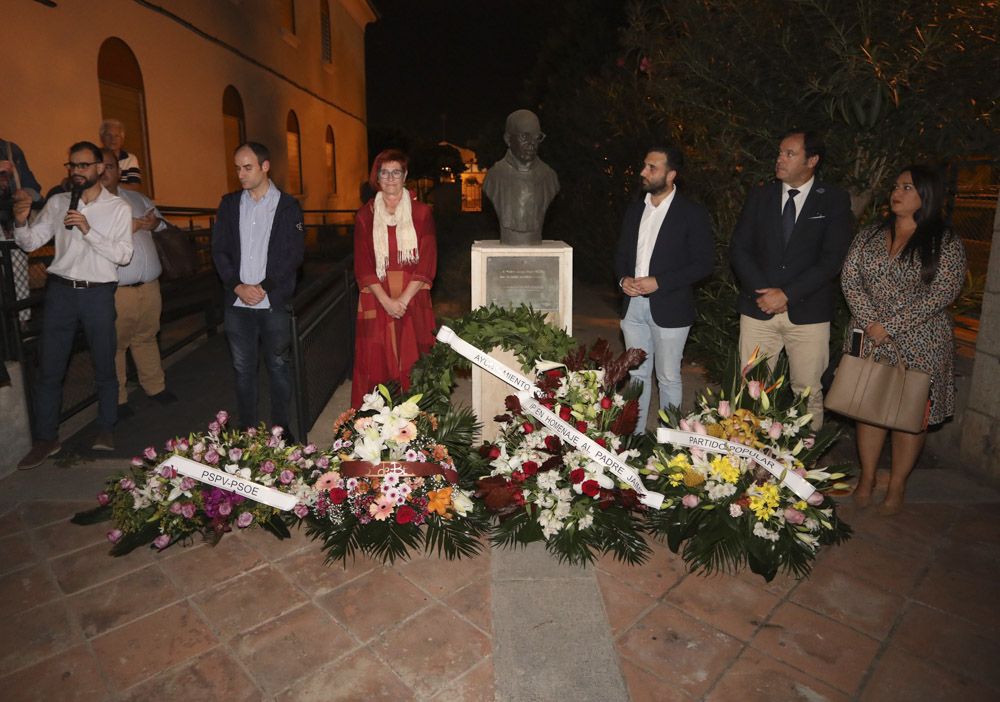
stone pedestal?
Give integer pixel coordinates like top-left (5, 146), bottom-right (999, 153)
top-left (0, 362), bottom-right (32, 476)
top-left (470, 241), bottom-right (572, 441)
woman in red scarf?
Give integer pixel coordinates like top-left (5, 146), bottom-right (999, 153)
top-left (351, 149), bottom-right (436, 407)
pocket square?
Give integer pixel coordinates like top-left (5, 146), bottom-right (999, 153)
top-left (808, 214), bottom-right (827, 220)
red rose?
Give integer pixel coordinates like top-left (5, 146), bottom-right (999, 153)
top-left (540, 398), bottom-right (555, 410)
top-left (487, 446), bottom-right (501, 459)
top-left (575, 421), bottom-right (588, 433)
top-left (522, 422), bottom-right (535, 434)
top-left (570, 468), bottom-right (586, 483)
top-left (329, 488), bottom-right (348, 504)
top-left (505, 395), bottom-right (522, 413)
top-left (512, 491), bottom-right (526, 506)
top-left (595, 437), bottom-right (607, 448)
top-left (600, 397), bottom-right (613, 410)
top-left (545, 369), bottom-right (563, 378)
top-left (511, 470), bottom-right (526, 483)
top-left (396, 505), bottom-right (417, 524)
top-left (544, 436), bottom-right (561, 453)
top-left (581, 480), bottom-right (600, 497)
top-left (522, 460), bottom-right (539, 476)
top-left (559, 406), bottom-right (572, 421)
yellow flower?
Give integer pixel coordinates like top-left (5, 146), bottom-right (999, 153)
top-left (682, 468), bottom-right (705, 487)
top-left (705, 423), bottom-right (725, 438)
top-left (668, 472), bottom-right (685, 487)
top-left (667, 453), bottom-right (691, 470)
top-left (748, 483), bottom-right (781, 520)
top-left (794, 500), bottom-right (807, 510)
top-left (710, 456), bottom-right (740, 484)
top-left (427, 487), bottom-right (454, 519)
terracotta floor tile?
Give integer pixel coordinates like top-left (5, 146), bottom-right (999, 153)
top-left (90, 602), bottom-right (218, 690)
top-left (849, 504), bottom-right (956, 557)
top-left (860, 644), bottom-right (997, 702)
top-left (372, 604), bottom-right (490, 698)
top-left (0, 643), bottom-right (111, 702)
top-left (318, 567), bottom-right (431, 642)
top-left (750, 601), bottom-right (879, 695)
top-left (237, 522), bottom-right (315, 561)
top-left (31, 517), bottom-right (108, 559)
top-left (893, 602), bottom-right (1000, 687)
top-left (0, 532), bottom-right (40, 575)
top-left (0, 600), bottom-right (82, 674)
top-left (192, 565), bottom-right (308, 638)
top-left (276, 646), bottom-right (416, 701)
top-left (706, 647), bottom-right (850, 702)
top-left (810, 533), bottom-right (925, 595)
top-left (49, 541), bottom-right (156, 595)
top-left (158, 535), bottom-right (263, 594)
top-left (398, 551), bottom-right (488, 598)
top-left (616, 603), bottom-right (742, 697)
top-left (932, 536), bottom-right (1000, 581)
top-left (596, 569), bottom-right (656, 637)
top-left (912, 565), bottom-right (1000, 631)
top-left (18, 500), bottom-right (95, 527)
top-left (597, 540), bottom-right (688, 599)
top-left (949, 504), bottom-right (1000, 546)
top-left (67, 565), bottom-right (182, 638)
top-left (0, 562), bottom-right (61, 614)
top-left (665, 571), bottom-right (781, 641)
top-left (618, 655), bottom-right (694, 701)
top-left (119, 647), bottom-right (263, 701)
top-left (443, 575), bottom-right (492, 636)
top-left (731, 567), bottom-right (802, 597)
top-left (0, 505), bottom-right (28, 534)
top-left (791, 569), bottom-right (904, 640)
top-left (276, 547), bottom-right (377, 598)
top-left (230, 603), bottom-right (357, 695)
top-left (428, 656), bottom-right (495, 702)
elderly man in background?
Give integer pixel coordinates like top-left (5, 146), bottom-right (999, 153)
top-left (99, 148), bottom-right (176, 416)
top-left (99, 119), bottom-right (142, 189)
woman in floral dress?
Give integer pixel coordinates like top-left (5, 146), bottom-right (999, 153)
top-left (840, 165), bottom-right (966, 515)
top-left (351, 149), bottom-right (437, 407)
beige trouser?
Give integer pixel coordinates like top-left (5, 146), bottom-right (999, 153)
top-left (115, 279), bottom-right (165, 403)
top-left (739, 313), bottom-right (828, 429)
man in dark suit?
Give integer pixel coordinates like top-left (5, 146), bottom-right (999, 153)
top-left (615, 146), bottom-right (714, 432)
top-left (730, 130), bottom-right (853, 427)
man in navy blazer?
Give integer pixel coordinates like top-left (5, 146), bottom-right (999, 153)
top-left (213, 142), bottom-right (305, 435)
top-left (615, 146), bottom-right (714, 432)
top-left (730, 130), bottom-right (853, 427)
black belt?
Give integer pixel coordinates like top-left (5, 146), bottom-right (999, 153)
top-left (119, 281), bottom-right (147, 288)
top-left (48, 274), bottom-right (116, 289)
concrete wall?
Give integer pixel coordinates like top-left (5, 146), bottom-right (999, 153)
top-left (960, 194), bottom-right (1000, 486)
top-left (3, 0), bottom-right (375, 210)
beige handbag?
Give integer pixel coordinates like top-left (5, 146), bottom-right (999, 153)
top-left (825, 340), bottom-right (930, 433)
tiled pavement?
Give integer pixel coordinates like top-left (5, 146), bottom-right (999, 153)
top-left (2, 282), bottom-right (999, 700)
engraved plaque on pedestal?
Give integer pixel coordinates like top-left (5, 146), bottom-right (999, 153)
top-left (485, 257), bottom-right (560, 311)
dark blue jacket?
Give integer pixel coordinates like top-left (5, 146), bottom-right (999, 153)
top-left (614, 190), bottom-right (715, 328)
top-left (730, 180), bottom-right (853, 324)
top-left (212, 188), bottom-right (305, 310)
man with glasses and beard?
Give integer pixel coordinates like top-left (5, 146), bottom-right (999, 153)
top-left (614, 146), bottom-right (714, 433)
top-left (11, 141), bottom-right (133, 468)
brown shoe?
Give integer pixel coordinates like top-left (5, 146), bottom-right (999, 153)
top-left (18, 440), bottom-right (62, 470)
top-left (91, 431), bottom-right (115, 452)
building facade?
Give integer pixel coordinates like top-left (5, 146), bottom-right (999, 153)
top-left (4, 0), bottom-right (377, 210)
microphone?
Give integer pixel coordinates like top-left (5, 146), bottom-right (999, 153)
top-left (68, 187), bottom-right (82, 231)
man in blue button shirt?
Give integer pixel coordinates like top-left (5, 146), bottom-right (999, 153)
top-left (212, 142), bottom-right (304, 436)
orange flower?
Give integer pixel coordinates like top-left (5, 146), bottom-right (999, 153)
top-left (332, 408), bottom-right (356, 432)
top-left (427, 487), bottom-right (453, 519)
top-left (432, 444), bottom-right (449, 462)
top-left (354, 480), bottom-right (370, 495)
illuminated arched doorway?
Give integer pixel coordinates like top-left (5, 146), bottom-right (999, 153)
top-left (98, 37), bottom-right (153, 196)
top-left (222, 86), bottom-right (246, 193)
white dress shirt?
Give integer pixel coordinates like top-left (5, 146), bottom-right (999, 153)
top-left (116, 188), bottom-right (165, 285)
top-left (14, 186), bottom-right (132, 282)
top-left (235, 181), bottom-right (280, 309)
top-left (634, 186), bottom-right (677, 278)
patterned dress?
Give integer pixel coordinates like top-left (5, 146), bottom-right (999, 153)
top-left (840, 224), bottom-right (966, 425)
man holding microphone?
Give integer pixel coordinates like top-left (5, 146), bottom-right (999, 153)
top-left (12, 141), bottom-right (132, 468)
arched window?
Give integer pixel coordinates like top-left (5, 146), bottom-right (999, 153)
top-left (280, 0), bottom-right (296, 35)
top-left (320, 0), bottom-right (332, 64)
top-left (324, 125), bottom-right (337, 194)
top-left (98, 37), bottom-right (153, 196)
top-left (286, 110), bottom-right (303, 194)
top-left (222, 86), bottom-right (246, 193)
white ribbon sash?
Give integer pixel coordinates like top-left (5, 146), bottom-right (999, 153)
top-left (161, 455), bottom-right (298, 511)
top-left (519, 393), bottom-right (664, 509)
top-left (436, 325), bottom-right (540, 395)
top-left (656, 428), bottom-right (815, 501)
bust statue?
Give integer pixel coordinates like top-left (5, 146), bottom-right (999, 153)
top-left (483, 109), bottom-right (560, 246)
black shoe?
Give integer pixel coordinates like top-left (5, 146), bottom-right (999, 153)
top-left (149, 390), bottom-right (178, 405)
top-left (117, 403), bottom-right (135, 420)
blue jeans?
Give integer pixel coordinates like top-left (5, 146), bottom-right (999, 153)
top-left (620, 296), bottom-right (690, 433)
top-left (223, 306), bottom-right (293, 430)
top-left (35, 281), bottom-right (118, 440)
